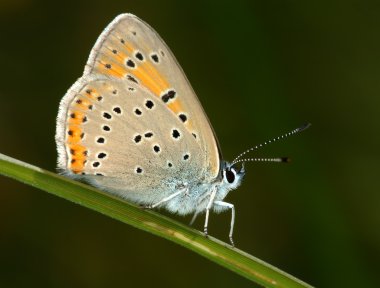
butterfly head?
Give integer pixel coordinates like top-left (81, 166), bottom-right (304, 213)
top-left (221, 162), bottom-right (245, 190)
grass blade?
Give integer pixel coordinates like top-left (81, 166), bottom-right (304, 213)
top-left (0, 153), bottom-right (313, 288)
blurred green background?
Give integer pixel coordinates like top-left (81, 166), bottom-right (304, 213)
top-left (1, 0), bottom-right (379, 287)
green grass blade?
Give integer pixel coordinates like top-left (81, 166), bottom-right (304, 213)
top-left (0, 153), bottom-right (313, 288)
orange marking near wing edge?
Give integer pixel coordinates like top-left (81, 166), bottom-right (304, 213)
top-left (75, 98), bottom-right (92, 110)
top-left (70, 155), bottom-right (86, 173)
top-left (68, 111), bottom-right (86, 125)
top-left (82, 88), bottom-right (97, 100)
top-left (69, 144), bottom-right (87, 155)
top-left (67, 125), bottom-right (82, 143)
top-left (67, 129), bottom-right (87, 173)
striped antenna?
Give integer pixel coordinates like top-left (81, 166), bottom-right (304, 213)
top-left (232, 157), bottom-right (290, 165)
top-left (231, 123), bottom-right (311, 165)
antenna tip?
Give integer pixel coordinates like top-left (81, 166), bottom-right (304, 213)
top-left (298, 122), bottom-right (312, 131)
top-left (281, 157), bottom-right (291, 163)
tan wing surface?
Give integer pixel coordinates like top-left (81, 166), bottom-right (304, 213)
top-left (84, 14), bottom-right (221, 178)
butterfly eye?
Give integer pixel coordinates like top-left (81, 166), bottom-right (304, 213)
top-left (225, 169), bottom-right (235, 184)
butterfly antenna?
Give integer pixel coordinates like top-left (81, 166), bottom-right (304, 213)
top-left (232, 157), bottom-right (290, 165)
top-left (231, 123), bottom-right (311, 165)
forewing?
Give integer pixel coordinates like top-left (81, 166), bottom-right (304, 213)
top-left (85, 13), bottom-right (221, 178)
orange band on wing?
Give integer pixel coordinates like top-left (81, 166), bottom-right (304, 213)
top-left (74, 97), bottom-right (93, 110)
top-left (140, 61), bottom-right (170, 91)
top-left (66, 127), bottom-right (87, 173)
top-left (118, 37), bottom-right (134, 53)
top-left (97, 61), bottom-right (127, 78)
top-left (67, 125), bottom-right (83, 143)
top-left (104, 47), bottom-right (129, 63)
top-left (167, 99), bottom-right (192, 129)
top-left (167, 99), bottom-right (183, 114)
top-left (131, 67), bottom-right (164, 96)
top-left (83, 88), bottom-right (99, 99)
top-left (68, 111), bottom-right (86, 125)
top-left (69, 144), bottom-right (87, 173)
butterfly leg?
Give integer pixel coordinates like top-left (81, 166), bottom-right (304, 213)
top-left (189, 211), bottom-right (199, 226)
top-left (214, 201), bottom-right (235, 247)
top-left (203, 187), bottom-right (217, 238)
top-left (143, 188), bottom-right (187, 209)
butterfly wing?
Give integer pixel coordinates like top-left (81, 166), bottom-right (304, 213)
top-left (86, 14), bottom-right (221, 178)
top-left (56, 14), bottom-right (221, 204)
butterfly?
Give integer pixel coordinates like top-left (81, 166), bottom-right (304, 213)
top-left (56, 13), bottom-right (309, 246)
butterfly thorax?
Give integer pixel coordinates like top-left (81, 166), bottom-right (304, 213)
top-left (160, 161), bottom-right (245, 215)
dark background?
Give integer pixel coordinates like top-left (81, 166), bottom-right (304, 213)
top-left (1, 1), bottom-right (379, 287)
